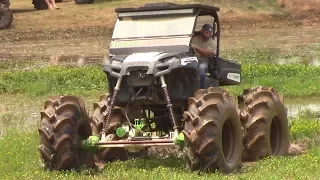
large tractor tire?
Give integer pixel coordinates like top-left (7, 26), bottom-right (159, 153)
top-left (91, 93), bottom-right (128, 162)
top-left (38, 96), bottom-right (94, 170)
top-left (0, 7), bottom-right (13, 30)
top-left (0, 0), bottom-right (11, 8)
top-left (75, 0), bottom-right (94, 5)
top-left (183, 87), bottom-right (242, 173)
top-left (33, 0), bottom-right (48, 10)
top-left (32, 0), bottom-right (63, 9)
top-left (240, 86), bottom-right (290, 161)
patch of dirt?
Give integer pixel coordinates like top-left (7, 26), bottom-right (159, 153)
top-left (220, 0), bottom-right (320, 29)
top-left (0, 36), bottom-right (110, 63)
top-left (279, 0), bottom-right (320, 26)
top-left (1, 0), bottom-right (319, 64)
top-left (288, 143), bottom-right (307, 156)
top-left (2, 0), bottom-right (318, 42)
top-left (288, 136), bottom-right (320, 156)
top-left (221, 13), bottom-right (290, 30)
top-left (0, 26), bottom-right (112, 42)
top-left (148, 146), bottom-right (183, 158)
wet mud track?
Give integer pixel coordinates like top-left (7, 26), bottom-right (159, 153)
top-left (1, 26), bottom-right (319, 67)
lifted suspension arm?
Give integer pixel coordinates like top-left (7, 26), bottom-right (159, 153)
top-left (160, 76), bottom-right (180, 138)
top-left (101, 77), bottom-right (122, 139)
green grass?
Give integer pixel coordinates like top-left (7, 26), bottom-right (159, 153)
top-left (290, 110), bottom-right (320, 141)
top-left (1, 128), bottom-right (320, 180)
top-left (238, 149), bottom-right (320, 179)
top-left (291, 118), bottom-right (320, 141)
top-left (1, 63), bottom-right (320, 97)
top-left (0, 65), bottom-right (107, 97)
top-left (222, 48), bottom-right (290, 64)
top-left (1, 92), bottom-right (320, 179)
top-left (222, 44), bottom-right (320, 65)
top-left (226, 63), bottom-right (320, 97)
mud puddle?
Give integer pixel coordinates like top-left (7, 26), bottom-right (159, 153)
top-left (0, 54), bottom-right (107, 71)
top-left (0, 36), bottom-right (109, 62)
top-left (0, 95), bottom-right (99, 138)
top-left (286, 97), bottom-right (320, 118)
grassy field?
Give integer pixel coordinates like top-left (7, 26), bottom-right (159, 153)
top-left (0, 112), bottom-right (319, 180)
top-left (1, 63), bottom-right (320, 179)
top-left (1, 63), bottom-right (320, 97)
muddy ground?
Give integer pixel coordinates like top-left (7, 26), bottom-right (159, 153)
top-left (1, 0), bottom-right (319, 65)
top-left (1, 26), bottom-right (320, 61)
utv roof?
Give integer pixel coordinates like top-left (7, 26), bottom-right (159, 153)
top-left (115, 3), bottom-right (220, 16)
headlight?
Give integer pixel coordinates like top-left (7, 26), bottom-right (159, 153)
top-left (111, 60), bottom-right (122, 66)
top-left (159, 57), bottom-right (179, 64)
top-left (165, 57), bottom-right (177, 64)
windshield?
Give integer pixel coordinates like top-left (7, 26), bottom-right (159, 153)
top-left (112, 15), bottom-right (197, 39)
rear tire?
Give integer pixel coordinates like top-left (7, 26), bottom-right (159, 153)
top-left (75, 0), bottom-right (94, 5)
top-left (38, 96), bottom-right (94, 170)
top-left (0, 7), bottom-right (13, 30)
top-left (33, 0), bottom-right (48, 10)
top-left (240, 86), bottom-right (290, 161)
top-left (183, 87), bottom-right (242, 173)
top-left (87, 0), bottom-right (94, 4)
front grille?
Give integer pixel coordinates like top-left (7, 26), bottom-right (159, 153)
top-left (128, 70), bottom-right (154, 86)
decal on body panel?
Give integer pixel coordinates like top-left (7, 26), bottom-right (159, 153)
top-left (227, 73), bottom-right (241, 82)
top-left (181, 57), bottom-right (198, 65)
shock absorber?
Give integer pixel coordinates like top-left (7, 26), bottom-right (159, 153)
top-left (160, 75), bottom-right (179, 139)
top-left (101, 77), bottom-right (122, 140)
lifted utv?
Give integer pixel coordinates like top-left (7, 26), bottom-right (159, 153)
top-left (38, 3), bottom-right (290, 173)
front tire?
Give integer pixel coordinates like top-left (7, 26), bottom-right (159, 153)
top-left (90, 94), bottom-right (128, 162)
top-left (183, 87), bottom-right (242, 173)
top-left (75, 0), bottom-right (94, 5)
top-left (38, 96), bottom-right (94, 170)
